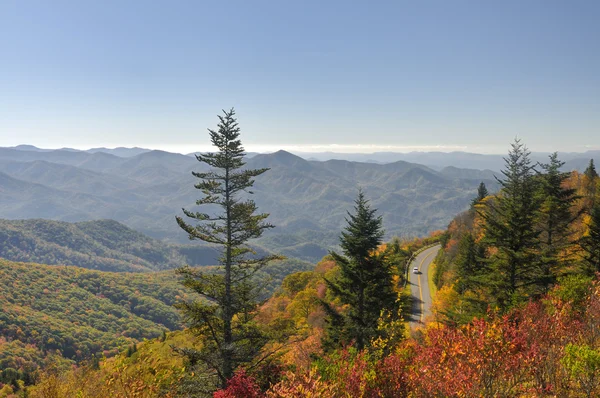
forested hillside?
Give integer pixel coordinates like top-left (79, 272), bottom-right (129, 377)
top-left (0, 218), bottom-right (219, 272)
top-left (0, 219), bottom-right (312, 287)
top-left (14, 234), bottom-right (440, 397)
top-left (21, 235), bottom-right (600, 397)
top-left (431, 147), bottom-right (600, 324)
top-left (0, 259), bottom-right (195, 389)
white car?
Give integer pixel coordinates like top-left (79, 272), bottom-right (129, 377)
top-left (413, 267), bottom-right (419, 274)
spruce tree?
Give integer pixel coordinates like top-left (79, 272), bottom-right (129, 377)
top-left (471, 181), bottom-right (489, 207)
top-left (537, 152), bottom-right (581, 290)
top-left (323, 190), bottom-right (397, 351)
top-left (579, 203), bottom-right (600, 275)
top-left (585, 159), bottom-right (598, 180)
top-left (583, 159), bottom-right (598, 211)
top-left (175, 109), bottom-right (281, 389)
top-left (454, 233), bottom-right (483, 294)
top-left (479, 139), bottom-right (541, 310)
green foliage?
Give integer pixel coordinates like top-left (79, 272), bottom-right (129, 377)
top-left (432, 143), bottom-right (599, 323)
top-left (584, 159), bottom-right (598, 180)
top-left (537, 152), bottom-right (581, 290)
top-left (471, 181), bottom-right (488, 207)
top-left (175, 109), bottom-right (282, 388)
top-left (323, 191), bottom-right (398, 351)
top-left (281, 272), bottom-right (314, 297)
top-left (0, 218), bottom-right (219, 272)
top-left (579, 203), bottom-right (600, 275)
top-left (258, 258), bottom-right (314, 297)
top-left (27, 330), bottom-right (195, 398)
top-left (0, 258), bottom-right (190, 372)
top-left (479, 139), bottom-right (542, 310)
top-left (561, 343), bottom-right (600, 397)
top-left (454, 233), bottom-right (484, 294)
top-left (551, 274), bottom-right (594, 311)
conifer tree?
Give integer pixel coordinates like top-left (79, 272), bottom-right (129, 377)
top-left (471, 182), bottom-right (489, 207)
top-left (479, 139), bottom-right (541, 310)
top-left (323, 190), bottom-right (397, 351)
top-left (583, 159), bottom-right (598, 211)
top-left (454, 233), bottom-right (483, 294)
top-left (585, 159), bottom-right (598, 180)
top-left (175, 109), bottom-right (281, 389)
top-left (579, 203), bottom-right (600, 276)
top-left (537, 152), bottom-right (581, 290)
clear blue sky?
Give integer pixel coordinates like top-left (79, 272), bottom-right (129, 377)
top-left (1, 0), bottom-right (599, 154)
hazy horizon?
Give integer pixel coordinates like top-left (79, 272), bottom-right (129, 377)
top-left (5, 142), bottom-right (600, 156)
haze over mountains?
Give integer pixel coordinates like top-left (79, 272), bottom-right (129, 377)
top-left (1, 145), bottom-right (597, 261)
top-left (7, 144), bottom-right (600, 171)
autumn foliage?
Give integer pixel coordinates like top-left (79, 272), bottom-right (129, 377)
top-left (213, 371), bottom-right (263, 398)
top-left (203, 277), bottom-right (600, 398)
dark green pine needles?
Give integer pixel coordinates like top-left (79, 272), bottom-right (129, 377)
top-left (322, 190), bottom-right (398, 351)
top-left (175, 109), bottom-right (282, 390)
top-left (478, 139), bottom-right (541, 310)
top-left (537, 153), bottom-right (581, 290)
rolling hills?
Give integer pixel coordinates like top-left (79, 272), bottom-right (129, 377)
top-left (0, 218), bottom-right (313, 297)
top-left (0, 258), bottom-right (191, 373)
top-left (0, 218), bottom-right (219, 272)
top-left (0, 146), bottom-right (504, 261)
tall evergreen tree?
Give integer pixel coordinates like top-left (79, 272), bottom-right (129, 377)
top-left (579, 203), bottom-right (600, 276)
top-left (583, 159), bottom-right (598, 211)
top-left (479, 139), bottom-right (541, 310)
top-left (537, 152), bottom-right (581, 290)
top-left (436, 232), bottom-right (488, 325)
top-left (454, 233), bottom-right (483, 294)
top-left (323, 190), bottom-right (397, 351)
top-left (585, 159), bottom-right (598, 180)
top-left (175, 109), bottom-right (281, 389)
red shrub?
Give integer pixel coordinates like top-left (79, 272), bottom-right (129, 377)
top-left (213, 370), bottom-right (264, 398)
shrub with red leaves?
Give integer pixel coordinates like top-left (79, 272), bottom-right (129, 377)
top-left (213, 370), bottom-right (264, 398)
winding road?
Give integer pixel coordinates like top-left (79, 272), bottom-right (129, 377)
top-left (408, 244), bottom-right (441, 330)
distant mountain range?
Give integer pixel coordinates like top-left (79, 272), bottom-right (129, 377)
top-left (10, 144), bottom-right (152, 157)
top-left (8, 145), bottom-right (599, 171)
top-left (295, 150), bottom-right (600, 172)
top-left (1, 145), bottom-right (596, 261)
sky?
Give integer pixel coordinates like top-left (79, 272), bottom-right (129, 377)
top-left (1, 0), bottom-right (599, 154)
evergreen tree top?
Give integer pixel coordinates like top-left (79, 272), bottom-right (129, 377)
top-left (323, 190), bottom-right (396, 352)
top-left (477, 182), bottom-right (489, 199)
top-left (339, 189), bottom-right (384, 261)
top-left (585, 159), bottom-right (598, 179)
top-left (498, 138), bottom-right (536, 187)
top-left (472, 182), bottom-right (489, 207)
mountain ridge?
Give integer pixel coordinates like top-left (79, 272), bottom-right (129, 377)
top-left (0, 146), bottom-right (510, 261)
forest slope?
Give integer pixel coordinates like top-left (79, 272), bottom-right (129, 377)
top-left (0, 218), bottom-right (220, 272)
top-left (0, 258), bottom-right (193, 378)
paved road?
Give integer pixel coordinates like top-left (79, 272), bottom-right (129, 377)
top-left (408, 244), bottom-right (441, 330)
